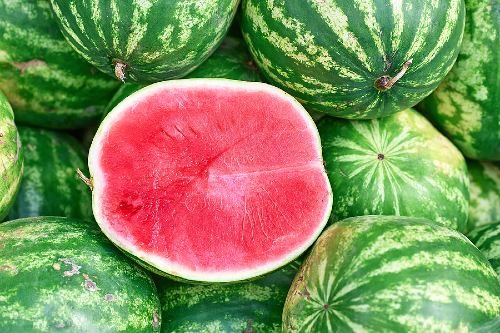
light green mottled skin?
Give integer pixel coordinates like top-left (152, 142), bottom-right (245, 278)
top-left (0, 0), bottom-right (119, 129)
top-left (0, 217), bottom-right (161, 332)
top-left (318, 109), bottom-right (469, 232)
top-left (468, 221), bottom-right (500, 276)
top-left (467, 160), bottom-right (500, 232)
top-left (242, 0), bottom-right (465, 119)
top-left (420, 0), bottom-right (499, 161)
top-left (283, 216), bottom-right (500, 333)
top-left (49, 0), bottom-right (240, 83)
top-left (0, 91), bottom-right (23, 221)
top-left (7, 127), bottom-right (92, 221)
top-left (157, 261), bottom-right (301, 332)
top-left (103, 36), bottom-right (262, 117)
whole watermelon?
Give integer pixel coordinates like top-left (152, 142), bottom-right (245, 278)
top-left (468, 221), bottom-right (500, 276)
top-left (467, 160), bottom-right (499, 232)
top-left (0, 0), bottom-right (119, 129)
top-left (157, 261), bottom-right (301, 332)
top-left (49, 0), bottom-right (239, 83)
top-left (102, 35), bottom-right (262, 116)
top-left (318, 109), bottom-right (469, 231)
top-left (0, 91), bottom-right (23, 221)
top-left (242, 0), bottom-right (465, 119)
top-left (283, 216), bottom-right (500, 332)
top-left (419, 0), bottom-right (499, 161)
top-left (0, 217), bottom-right (161, 332)
top-left (7, 127), bottom-right (92, 221)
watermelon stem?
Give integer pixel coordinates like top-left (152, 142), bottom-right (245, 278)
top-left (375, 59), bottom-right (413, 91)
top-left (114, 61), bottom-right (127, 82)
top-left (77, 168), bottom-right (93, 191)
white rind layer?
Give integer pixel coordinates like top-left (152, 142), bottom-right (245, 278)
top-left (88, 78), bottom-right (333, 282)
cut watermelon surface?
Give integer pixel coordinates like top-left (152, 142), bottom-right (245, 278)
top-left (89, 79), bottom-right (332, 282)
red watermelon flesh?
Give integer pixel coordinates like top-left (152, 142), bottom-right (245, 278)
top-left (89, 79), bottom-right (332, 282)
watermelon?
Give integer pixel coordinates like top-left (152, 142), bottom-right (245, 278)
top-left (87, 79), bottom-right (332, 282)
top-left (467, 160), bottom-right (499, 232)
top-left (419, 0), bottom-right (499, 161)
top-left (241, 0), bottom-right (465, 119)
top-left (103, 36), bottom-right (262, 117)
top-left (7, 127), bottom-right (92, 221)
top-left (157, 260), bottom-right (301, 332)
top-left (317, 109), bottom-right (469, 231)
top-left (0, 0), bottom-right (119, 129)
top-left (0, 91), bottom-right (23, 221)
top-left (49, 0), bottom-right (240, 83)
top-left (283, 215), bottom-right (500, 332)
top-left (468, 221), bottom-right (500, 276)
top-left (0, 216), bottom-right (161, 332)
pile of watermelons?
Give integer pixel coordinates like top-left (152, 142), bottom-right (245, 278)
top-left (0, 1), bottom-right (498, 332)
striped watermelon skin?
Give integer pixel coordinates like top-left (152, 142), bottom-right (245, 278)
top-left (317, 109), bottom-right (469, 231)
top-left (419, 0), bottom-right (499, 161)
top-left (0, 217), bottom-right (161, 332)
top-left (102, 36), bottom-right (262, 116)
top-left (241, 0), bottom-right (465, 119)
top-left (0, 91), bottom-right (23, 221)
top-left (49, 0), bottom-right (239, 83)
top-left (7, 127), bottom-right (92, 221)
top-left (468, 221), bottom-right (500, 276)
top-left (467, 160), bottom-right (499, 232)
top-left (157, 261), bottom-right (301, 332)
top-left (0, 0), bottom-right (119, 129)
top-left (283, 216), bottom-right (500, 333)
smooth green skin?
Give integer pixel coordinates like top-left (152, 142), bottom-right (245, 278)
top-left (466, 160), bottom-right (500, 232)
top-left (283, 216), bottom-right (500, 333)
top-left (49, 0), bottom-right (239, 83)
top-left (318, 109), bottom-right (469, 232)
top-left (6, 127), bottom-right (92, 221)
top-left (242, 0), bottom-right (465, 119)
top-left (0, 0), bottom-right (119, 129)
top-left (157, 261), bottom-right (301, 333)
top-left (102, 36), bottom-right (262, 117)
top-left (0, 217), bottom-right (161, 332)
top-left (420, 0), bottom-right (499, 161)
top-left (468, 221), bottom-right (500, 276)
top-left (0, 91), bottom-right (23, 221)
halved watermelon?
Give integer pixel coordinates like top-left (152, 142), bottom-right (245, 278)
top-left (88, 79), bottom-right (332, 282)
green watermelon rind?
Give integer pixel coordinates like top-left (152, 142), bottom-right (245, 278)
top-left (467, 221), bottom-right (500, 276)
top-left (0, 0), bottom-right (119, 129)
top-left (283, 215), bottom-right (500, 332)
top-left (0, 216), bottom-right (161, 332)
top-left (0, 91), bottom-right (23, 221)
top-left (7, 127), bottom-right (93, 221)
top-left (49, 0), bottom-right (240, 83)
top-left (241, 0), bottom-right (465, 119)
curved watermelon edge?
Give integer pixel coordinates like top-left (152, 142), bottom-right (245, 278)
top-left (88, 78), bottom-right (333, 283)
